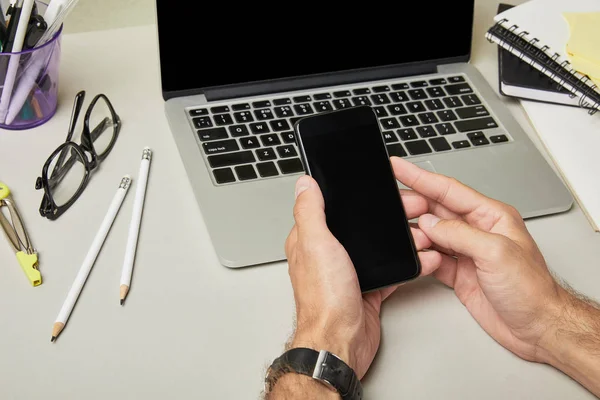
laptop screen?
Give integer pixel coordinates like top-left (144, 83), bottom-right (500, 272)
top-left (156, 2), bottom-right (474, 96)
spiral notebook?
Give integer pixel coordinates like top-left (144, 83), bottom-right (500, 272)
top-left (486, 0), bottom-right (600, 115)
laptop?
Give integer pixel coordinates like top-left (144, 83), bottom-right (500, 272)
top-left (154, 1), bottom-right (573, 268)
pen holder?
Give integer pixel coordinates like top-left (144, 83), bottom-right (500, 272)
top-left (0, 19), bottom-right (62, 130)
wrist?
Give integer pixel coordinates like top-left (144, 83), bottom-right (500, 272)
top-left (290, 330), bottom-right (357, 373)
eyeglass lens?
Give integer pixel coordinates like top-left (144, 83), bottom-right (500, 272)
top-left (89, 96), bottom-right (118, 156)
top-left (47, 144), bottom-right (87, 207)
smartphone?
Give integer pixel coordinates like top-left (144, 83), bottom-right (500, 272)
top-left (294, 105), bottom-right (421, 292)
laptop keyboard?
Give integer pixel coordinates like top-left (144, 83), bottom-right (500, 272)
top-left (186, 74), bottom-right (512, 185)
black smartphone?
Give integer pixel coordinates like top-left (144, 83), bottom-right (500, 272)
top-left (294, 105), bottom-right (421, 292)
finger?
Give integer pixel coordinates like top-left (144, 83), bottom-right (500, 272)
top-left (418, 213), bottom-right (513, 269)
top-left (292, 175), bottom-right (328, 238)
top-left (411, 226), bottom-right (432, 251)
top-left (402, 189), bottom-right (461, 220)
top-left (285, 225), bottom-right (298, 258)
top-left (432, 253), bottom-right (459, 288)
top-left (417, 250), bottom-right (442, 276)
top-left (391, 156), bottom-right (490, 215)
top-left (400, 190), bottom-right (428, 219)
top-left (380, 285), bottom-right (399, 301)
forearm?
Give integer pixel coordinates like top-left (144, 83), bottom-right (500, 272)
top-left (266, 373), bottom-right (340, 399)
top-left (539, 287), bottom-right (600, 396)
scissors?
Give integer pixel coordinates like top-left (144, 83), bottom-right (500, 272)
top-left (0, 182), bottom-right (41, 286)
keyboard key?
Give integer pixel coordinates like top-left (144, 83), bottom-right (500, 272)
top-left (397, 128), bottom-right (418, 141)
top-left (435, 123), bottom-right (457, 135)
top-left (418, 112), bottom-right (438, 124)
top-left (256, 148), bottom-right (277, 161)
top-left (443, 96), bottom-right (463, 108)
top-left (294, 103), bottom-right (314, 115)
top-left (256, 162), bottom-right (279, 177)
top-left (333, 99), bottom-right (353, 109)
top-left (274, 106), bottom-right (294, 118)
top-left (189, 108), bottom-right (208, 117)
top-left (293, 95), bottom-right (311, 103)
top-left (198, 127), bottom-right (228, 141)
top-left (429, 137), bottom-right (451, 151)
top-left (382, 131), bottom-right (398, 143)
top-left (234, 111), bottom-right (254, 123)
top-left (333, 90), bottom-right (351, 97)
top-left (373, 85), bottom-right (390, 92)
top-left (390, 91), bottom-right (409, 102)
top-left (490, 134), bottom-right (509, 143)
top-left (437, 110), bottom-right (458, 122)
top-left (452, 140), bottom-right (471, 149)
top-left (448, 76), bottom-right (465, 83)
top-left (278, 158), bottom-right (304, 174)
top-left (213, 113), bottom-right (234, 126)
top-left (411, 81), bottom-right (428, 87)
top-left (461, 94), bottom-right (482, 105)
top-left (392, 83), bottom-right (410, 90)
top-left (405, 140), bottom-right (433, 155)
top-left (229, 125), bottom-right (249, 137)
top-left (429, 78), bottom-right (447, 85)
top-left (426, 86), bottom-right (446, 98)
top-left (407, 101), bottom-right (426, 113)
top-left (270, 119), bottom-right (291, 131)
top-left (371, 93), bottom-right (390, 105)
top-left (408, 89), bottom-right (427, 100)
top-left (213, 168), bottom-right (235, 184)
top-left (386, 143), bottom-right (407, 157)
top-left (260, 134), bottom-right (282, 146)
top-left (467, 131), bottom-right (485, 140)
top-left (445, 83), bottom-right (473, 95)
top-left (239, 137), bottom-right (261, 149)
top-left (252, 100), bottom-right (271, 108)
top-left (250, 122), bottom-right (270, 134)
top-left (314, 101), bottom-right (333, 112)
top-left (399, 115), bottom-right (419, 127)
top-left (202, 139), bottom-right (239, 155)
top-left (255, 109), bottom-right (274, 120)
top-left (352, 96), bottom-right (371, 106)
top-left (290, 117), bottom-right (301, 126)
top-left (381, 118), bottom-right (400, 129)
top-left (373, 106), bottom-right (388, 118)
top-left (211, 105), bottom-right (230, 114)
top-left (455, 117), bottom-right (498, 132)
top-left (387, 104), bottom-right (407, 115)
top-left (314, 93), bottom-right (332, 100)
top-left (471, 137), bottom-right (490, 146)
top-left (273, 98), bottom-right (291, 105)
top-left (208, 151), bottom-right (256, 168)
top-left (235, 165), bottom-right (257, 181)
top-left (277, 145), bottom-right (298, 158)
top-left (232, 103), bottom-right (250, 111)
top-left (193, 116), bottom-right (212, 129)
top-left (281, 131), bottom-right (296, 143)
top-left (353, 88), bottom-right (370, 95)
top-left (424, 99), bottom-right (445, 111)
top-left (455, 105), bottom-right (489, 119)
top-left (417, 126), bottom-right (437, 138)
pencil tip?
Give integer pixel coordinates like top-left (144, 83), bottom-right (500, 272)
top-left (51, 336), bottom-right (56, 342)
top-left (120, 299), bottom-right (124, 306)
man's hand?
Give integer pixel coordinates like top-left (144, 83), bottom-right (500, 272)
top-left (391, 156), bottom-right (600, 396)
top-left (268, 173), bottom-right (442, 398)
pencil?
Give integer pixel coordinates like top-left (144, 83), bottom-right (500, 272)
top-left (51, 175), bottom-right (131, 342)
top-left (120, 147), bottom-right (152, 305)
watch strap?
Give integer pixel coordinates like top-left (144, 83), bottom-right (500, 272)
top-left (266, 347), bottom-right (362, 400)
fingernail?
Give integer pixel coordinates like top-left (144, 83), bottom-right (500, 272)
top-left (295, 176), bottom-right (311, 198)
top-left (428, 215), bottom-right (440, 228)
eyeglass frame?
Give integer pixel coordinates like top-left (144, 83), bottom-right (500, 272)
top-left (35, 90), bottom-right (121, 220)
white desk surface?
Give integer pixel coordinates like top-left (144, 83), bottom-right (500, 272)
top-left (1, 1), bottom-right (600, 399)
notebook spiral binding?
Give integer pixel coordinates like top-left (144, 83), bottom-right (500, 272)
top-left (486, 19), bottom-right (599, 115)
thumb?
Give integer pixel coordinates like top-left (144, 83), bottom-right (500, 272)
top-left (293, 175), bottom-right (328, 236)
top-left (418, 213), bottom-right (510, 267)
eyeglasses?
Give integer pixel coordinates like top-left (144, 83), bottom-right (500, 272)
top-left (35, 90), bottom-right (121, 220)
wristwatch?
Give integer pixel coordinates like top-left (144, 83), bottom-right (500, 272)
top-left (264, 347), bottom-right (362, 399)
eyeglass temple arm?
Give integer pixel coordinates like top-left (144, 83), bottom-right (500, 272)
top-left (50, 91), bottom-right (86, 179)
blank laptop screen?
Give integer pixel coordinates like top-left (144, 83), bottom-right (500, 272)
top-left (155, 2), bottom-right (475, 95)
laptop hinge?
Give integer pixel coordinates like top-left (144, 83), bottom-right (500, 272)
top-left (202, 62), bottom-right (438, 102)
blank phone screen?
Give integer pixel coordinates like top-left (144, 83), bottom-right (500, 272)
top-left (297, 107), bottom-right (421, 292)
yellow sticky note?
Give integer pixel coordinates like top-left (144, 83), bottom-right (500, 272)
top-left (564, 12), bottom-right (600, 63)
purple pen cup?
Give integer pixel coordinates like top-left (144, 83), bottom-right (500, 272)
top-left (0, 2), bottom-right (62, 130)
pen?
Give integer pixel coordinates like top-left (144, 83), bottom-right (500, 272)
top-left (120, 148), bottom-right (152, 305)
top-left (51, 175), bottom-right (131, 342)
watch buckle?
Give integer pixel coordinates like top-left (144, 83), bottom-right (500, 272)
top-left (312, 350), bottom-right (337, 391)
